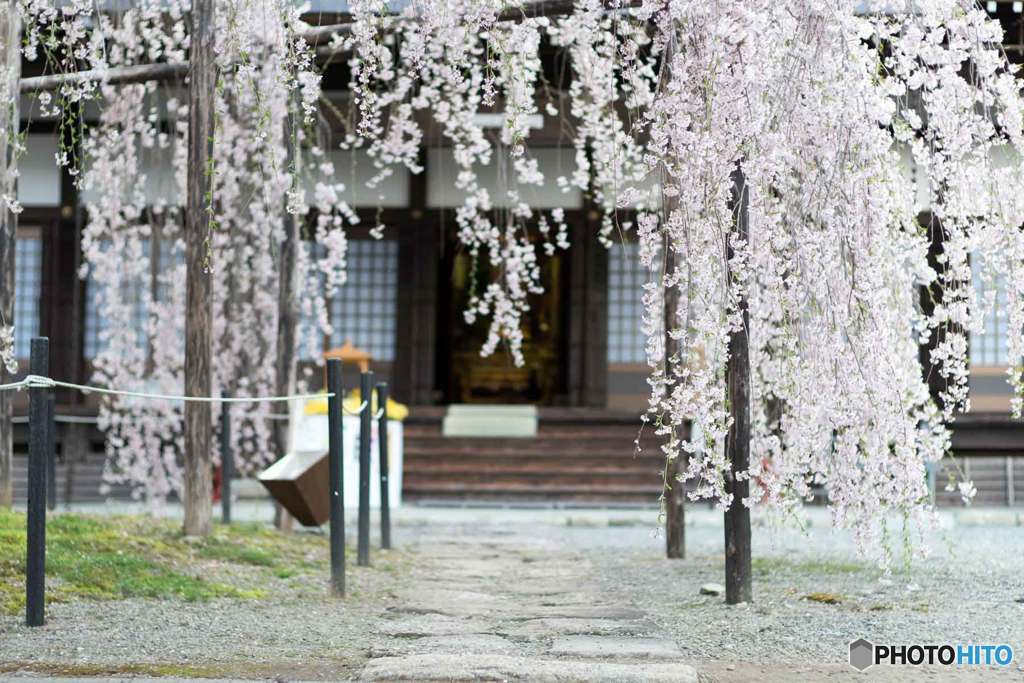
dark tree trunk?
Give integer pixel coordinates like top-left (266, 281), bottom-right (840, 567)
top-left (272, 96), bottom-right (300, 531)
top-left (663, 231), bottom-right (685, 560)
top-left (183, 0), bottom-right (216, 537)
top-left (0, 2), bottom-right (20, 508)
top-left (724, 170), bottom-right (752, 604)
top-left (659, 33), bottom-right (686, 560)
top-left (665, 450), bottom-right (686, 559)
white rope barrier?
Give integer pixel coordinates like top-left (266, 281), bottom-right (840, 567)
top-left (373, 408), bottom-right (385, 420)
top-left (0, 375), bottom-right (334, 403)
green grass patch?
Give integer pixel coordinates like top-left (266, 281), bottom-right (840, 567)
top-left (0, 662), bottom-right (231, 678)
top-left (753, 555), bottom-right (868, 577)
top-left (0, 510), bottom-right (333, 616)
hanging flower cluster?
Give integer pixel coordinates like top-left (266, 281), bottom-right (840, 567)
top-left (0, 323), bottom-right (15, 374)
top-left (625, 0), bottom-right (1024, 555)
top-left (345, 0), bottom-right (581, 365)
top-left (344, 0), bottom-right (1024, 556)
top-left (9, 0), bottom-right (1024, 558)
top-left (17, 0), bottom-right (354, 506)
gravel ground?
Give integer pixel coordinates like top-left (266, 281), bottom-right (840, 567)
top-left (1, 506), bottom-right (1022, 681)
top-left (571, 513), bottom-right (1024, 681)
top-left (0, 527), bottom-right (408, 680)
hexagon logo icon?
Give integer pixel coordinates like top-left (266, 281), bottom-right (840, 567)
top-left (849, 638), bottom-right (874, 671)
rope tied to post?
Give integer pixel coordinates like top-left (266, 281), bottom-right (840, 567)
top-left (0, 374), bottom-right (55, 392)
top-left (342, 400), bottom-right (369, 417)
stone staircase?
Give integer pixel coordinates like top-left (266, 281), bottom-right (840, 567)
top-left (402, 409), bottom-right (669, 505)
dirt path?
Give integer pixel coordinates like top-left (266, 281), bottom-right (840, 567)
top-left (361, 526), bottom-right (698, 682)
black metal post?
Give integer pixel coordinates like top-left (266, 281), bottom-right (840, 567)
top-left (45, 394), bottom-right (56, 511)
top-left (26, 337), bottom-right (48, 627)
top-left (220, 395), bottom-right (232, 524)
top-left (357, 370), bottom-right (372, 566)
top-left (326, 359), bottom-right (345, 596)
top-left (376, 382), bottom-right (391, 550)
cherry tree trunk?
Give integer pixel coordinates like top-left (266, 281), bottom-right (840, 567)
top-left (0, 2), bottom-right (20, 508)
top-left (183, 0), bottom-right (215, 536)
top-left (665, 446), bottom-right (686, 559)
top-left (663, 229), bottom-right (685, 560)
top-left (273, 104), bottom-right (300, 532)
top-left (724, 170), bottom-right (752, 604)
top-left (659, 33), bottom-right (685, 559)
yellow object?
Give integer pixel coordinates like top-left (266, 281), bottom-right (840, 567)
top-left (323, 340), bottom-right (372, 372)
top-left (304, 388), bottom-right (409, 421)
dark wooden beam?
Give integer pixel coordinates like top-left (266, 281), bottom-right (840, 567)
top-left (20, 62), bottom-right (186, 94)
top-left (22, 0), bottom-right (642, 93)
top-left (182, 0), bottom-right (215, 537)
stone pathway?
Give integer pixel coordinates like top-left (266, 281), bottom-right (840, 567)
top-left (360, 527), bottom-right (698, 682)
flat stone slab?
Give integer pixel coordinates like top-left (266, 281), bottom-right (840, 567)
top-left (530, 606), bottom-right (648, 620)
top-left (392, 588), bottom-right (516, 617)
top-left (361, 654), bottom-right (698, 682)
top-left (504, 579), bottom-right (588, 597)
top-left (379, 613), bottom-right (496, 638)
top-left (549, 636), bottom-right (685, 660)
top-left (397, 634), bottom-right (522, 656)
top-left (501, 618), bottom-right (659, 639)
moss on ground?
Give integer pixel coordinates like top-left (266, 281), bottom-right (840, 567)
top-left (0, 660), bottom-right (365, 680)
top-left (0, 510), bottom-right (342, 616)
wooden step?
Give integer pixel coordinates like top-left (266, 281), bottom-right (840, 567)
top-left (403, 459), bottom-right (662, 475)
top-left (403, 481), bottom-right (663, 502)
top-left (405, 469), bottom-right (662, 485)
top-left (401, 415), bottom-right (672, 503)
top-left (404, 446), bottom-right (661, 461)
top-left (402, 438), bottom-right (661, 454)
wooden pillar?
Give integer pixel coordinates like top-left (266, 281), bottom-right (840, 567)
top-left (0, 1), bottom-right (20, 508)
top-left (583, 224), bottom-right (609, 408)
top-left (567, 207), bottom-right (608, 408)
top-left (918, 212), bottom-right (947, 408)
top-left (394, 149), bottom-right (438, 405)
top-left (41, 103), bottom-right (83, 407)
top-left (724, 170), bottom-right (752, 604)
top-left (183, 0), bottom-right (216, 536)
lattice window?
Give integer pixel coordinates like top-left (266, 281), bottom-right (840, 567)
top-left (607, 242), bottom-right (656, 364)
top-left (970, 261), bottom-right (1011, 367)
top-left (329, 239), bottom-right (399, 361)
top-left (13, 229), bottom-right (42, 359)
